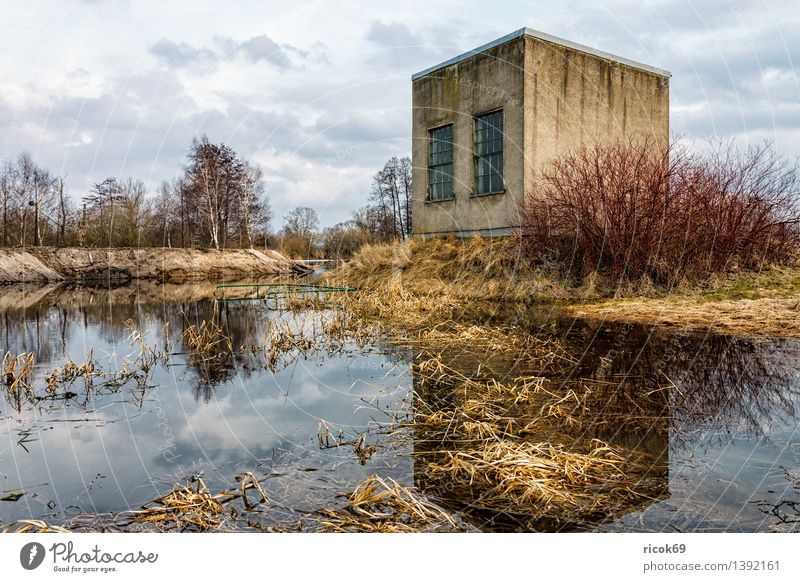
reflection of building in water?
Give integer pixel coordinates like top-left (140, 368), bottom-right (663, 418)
top-left (409, 347), bottom-right (670, 532)
top-left (408, 319), bottom-right (800, 531)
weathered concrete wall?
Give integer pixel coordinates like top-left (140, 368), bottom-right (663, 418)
top-left (412, 32), bottom-right (670, 237)
top-left (412, 37), bottom-right (526, 237)
top-left (522, 35), bottom-right (670, 200)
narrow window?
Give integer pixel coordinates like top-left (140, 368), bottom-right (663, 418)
top-left (428, 124), bottom-right (454, 201)
top-left (474, 110), bottom-right (504, 195)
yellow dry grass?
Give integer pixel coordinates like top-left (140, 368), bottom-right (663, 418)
top-left (568, 296), bottom-right (800, 337)
top-left (2, 351), bottom-right (35, 408)
top-left (328, 236), bottom-right (571, 304)
top-left (318, 474), bottom-right (460, 532)
top-left (406, 357), bottom-right (660, 527)
top-left (331, 238), bottom-right (800, 338)
top-left (125, 473), bottom-right (268, 532)
top-left (183, 320), bottom-right (233, 357)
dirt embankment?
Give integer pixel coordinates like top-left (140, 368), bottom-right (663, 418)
top-left (0, 247), bottom-right (307, 284)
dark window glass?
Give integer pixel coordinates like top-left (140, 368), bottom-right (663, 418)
top-left (474, 110), bottom-right (504, 195)
top-left (428, 124), bottom-right (454, 201)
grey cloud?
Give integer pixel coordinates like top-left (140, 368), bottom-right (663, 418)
top-left (151, 34), bottom-right (313, 71)
top-left (364, 20), bottom-right (453, 70)
top-left (237, 34), bottom-right (292, 68)
top-left (150, 38), bottom-right (218, 68)
top-left (366, 21), bottom-right (422, 48)
top-left (314, 111), bottom-right (408, 145)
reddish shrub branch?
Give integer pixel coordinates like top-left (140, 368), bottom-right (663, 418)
top-left (521, 138), bottom-right (800, 283)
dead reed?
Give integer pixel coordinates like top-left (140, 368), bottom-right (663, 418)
top-left (2, 351), bottom-right (35, 409)
top-left (404, 356), bottom-right (662, 528)
top-left (123, 473), bottom-right (268, 532)
top-left (183, 320), bottom-right (233, 357)
top-left (327, 236), bottom-right (570, 304)
top-left (44, 348), bottom-right (96, 395)
top-left (318, 475), bottom-right (461, 532)
top-left (317, 420), bottom-right (378, 465)
top-left (2, 519), bottom-right (71, 533)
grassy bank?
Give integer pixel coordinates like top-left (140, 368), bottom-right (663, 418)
top-left (329, 237), bottom-right (800, 337)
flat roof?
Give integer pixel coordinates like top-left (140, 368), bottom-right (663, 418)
top-left (411, 27), bottom-right (671, 80)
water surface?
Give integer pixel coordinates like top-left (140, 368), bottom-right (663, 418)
top-left (1, 281), bottom-right (799, 532)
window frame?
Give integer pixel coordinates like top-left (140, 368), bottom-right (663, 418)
top-left (426, 122), bottom-right (455, 202)
top-left (472, 108), bottom-right (505, 196)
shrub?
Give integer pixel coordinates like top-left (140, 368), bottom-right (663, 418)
top-left (521, 138), bottom-right (800, 284)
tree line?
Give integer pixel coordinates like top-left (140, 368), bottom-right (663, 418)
top-left (0, 136), bottom-right (272, 250)
top-left (0, 140), bottom-right (412, 257)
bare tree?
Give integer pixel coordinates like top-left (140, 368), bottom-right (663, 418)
top-left (117, 178), bottom-right (148, 246)
top-left (56, 176), bottom-right (67, 247)
top-left (238, 161), bottom-right (271, 249)
top-left (369, 156), bottom-right (412, 240)
top-left (281, 206), bottom-right (319, 258)
top-left (153, 181), bottom-right (174, 247)
top-left (84, 177), bottom-right (124, 247)
top-left (184, 135), bottom-right (245, 249)
top-left (0, 166), bottom-right (10, 247)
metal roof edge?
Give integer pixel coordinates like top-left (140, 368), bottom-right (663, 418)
top-left (411, 27), bottom-right (671, 81)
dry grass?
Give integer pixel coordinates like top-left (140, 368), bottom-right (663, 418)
top-left (328, 236), bottom-right (572, 304)
top-left (2, 519), bottom-right (71, 533)
top-left (2, 351), bottom-right (35, 409)
top-left (183, 320), bottom-right (233, 357)
top-left (317, 420), bottom-right (378, 465)
top-left (123, 473), bottom-right (268, 532)
top-left (44, 348), bottom-right (96, 394)
top-left (318, 475), bottom-right (461, 532)
top-left (568, 295), bottom-right (800, 337)
top-left (126, 479), bottom-right (231, 531)
top-left (405, 356), bottom-right (662, 528)
top-left (331, 238), bottom-right (800, 338)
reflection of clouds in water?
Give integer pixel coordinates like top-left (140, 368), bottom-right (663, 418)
top-left (0, 285), bottom-right (411, 526)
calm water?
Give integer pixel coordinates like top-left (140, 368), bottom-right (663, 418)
top-left (1, 281), bottom-right (799, 532)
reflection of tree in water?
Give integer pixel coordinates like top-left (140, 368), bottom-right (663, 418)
top-left (182, 299), bottom-right (317, 400)
top-left (1, 305), bottom-right (65, 365)
top-left (548, 320), bottom-right (800, 445)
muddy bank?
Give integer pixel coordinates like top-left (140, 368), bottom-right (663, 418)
top-left (0, 247), bottom-right (307, 284)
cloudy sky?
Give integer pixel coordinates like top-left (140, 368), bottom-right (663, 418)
top-left (0, 0), bottom-right (797, 228)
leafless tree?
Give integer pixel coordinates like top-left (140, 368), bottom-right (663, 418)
top-left (184, 135), bottom-right (246, 249)
top-left (281, 206), bottom-right (319, 258)
top-left (369, 156), bottom-right (412, 240)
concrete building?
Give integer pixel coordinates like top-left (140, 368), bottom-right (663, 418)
top-left (411, 28), bottom-right (671, 237)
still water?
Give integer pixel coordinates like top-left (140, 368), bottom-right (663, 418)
top-left (1, 281), bottom-right (799, 532)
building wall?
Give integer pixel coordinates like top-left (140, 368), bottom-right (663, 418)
top-left (412, 33), bottom-right (670, 237)
top-left (522, 36), bottom-right (670, 201)
top-left (411, 37), bottom-right (526, 237)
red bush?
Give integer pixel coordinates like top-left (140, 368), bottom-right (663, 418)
top-left (521, 138), bottom-right (800, 283)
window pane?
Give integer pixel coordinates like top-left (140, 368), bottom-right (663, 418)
top-left (474, 110), bottom-right (503, 194)
top-left (428, 124), bottom-right (454, 200)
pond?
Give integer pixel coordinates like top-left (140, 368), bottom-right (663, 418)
top-left (1, 281), bottom-right (799, 532)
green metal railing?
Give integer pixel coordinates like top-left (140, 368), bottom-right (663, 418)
top-left (214, 282), bottom-right (354, 307)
